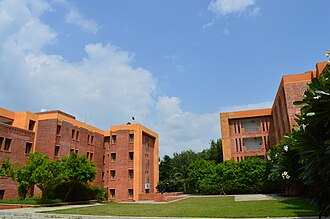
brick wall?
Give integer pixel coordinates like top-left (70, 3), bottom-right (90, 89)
top-left (283, 81), bottom-right (308, 131)
top-left (0, 177), bottom-right (18, 200)
top-left (142, 133), bottom-right (155, 193)
top-left (0, 123), bottom-right (34, 166)
top-left (271, 80), bottom-right (309, 145)
top-left (227, 116), bottom-right (272, 161)
top-left (35, 119), bottom-right (105, 187)
top-left (108, 130), bottom-right (134, 202)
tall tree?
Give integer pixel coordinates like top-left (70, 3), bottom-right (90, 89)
top-left (15, 152), bottom-right (49, 199)
top-left (293, 65), bottom-right (330, 217)
top-left (200, 139), bottom-right (223, 163)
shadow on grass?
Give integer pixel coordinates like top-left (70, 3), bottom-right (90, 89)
top-left (279, 198), bottom-right (318, 217)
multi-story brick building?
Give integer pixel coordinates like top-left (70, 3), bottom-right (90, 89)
top-left (0, 108), bottom-right (159, 201)
top-left (220, 62), bottom-right (329, 161)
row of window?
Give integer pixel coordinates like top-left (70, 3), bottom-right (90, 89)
top-left (102, 169), bottom-right (134, 182)
top-left (233, 119), bottom-right (270, 134)
top-left (109, 134), bottom-right (134, 144)
top-left (109, 189), bottom-right (134, 199)
top-left (54, 146), bottom-right (134, 164)
top-left (234, 137), bottom-right (266, 153)
top-left (0, 137), bottom-right (32, 154)
top-left (57, 125), bottom-right (96, 145)
top-left (102, 152), bottom-right (134, 164)
top-left (57, 125), bottom-right (135, 148)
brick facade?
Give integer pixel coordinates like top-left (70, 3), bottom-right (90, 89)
top-left (0, 108), bottom-right (159, 202)
top-left (221, 62), bottom-right (329, 161)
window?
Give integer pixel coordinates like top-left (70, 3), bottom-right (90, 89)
top-left (129, 134), bottom-right (134, 143)
top-left (128, 169), bottom-right (134, 180)
top-left (25, 142), bottom-right (32, 154)
top-left (0, 137), bottom-right (3, 150)
top-left (91, 136), bottom-right (94, 145)
top-left (71, 130), bottom-right (75, 138)
top-left (86, 152), bottom-right (90, 159)
top-left (0, 117), bottom-right (13, 125)
top-left (28, 120), bottom-right (36, 131)
top-left (102, 172), bottom-right (105, 182)
top-left (0, 190), bottom-right (4, 200)
top-left (111, 153), bottom-right (116, 161)
top-left (128, 189), bottom-right (134, 199)
top-left (54, 145), bottom-right (60, 156)
top-left (145, 142), bottom-right (149, 151)
top-left (241, 119), bottom-right (260, 133)
top-left (103, 155), bottom-right (105, 165)
top-left (111, 135), bottom-right (117, 144)
top-left (129, 152), bottom-right (134, 161)
top-left (110, 189), bottom-right (115, 199)
top-left (4, 139), bottom-right (11, 151)
top-left (87, 135), bottom-right (90, 144)
top-left (56, 125), bottom-right (61, 135)
top-left (90, 152), bottom-right (94, 161)
top-left (243, 137), bottom-right (262, 152)
top-left (70, 149), bottom-right (74, 154)
top-left (75, 149), bottom-right (78, 154)
top-left (104, 137), bottom-right (110, 149)
top-left (110, 170), bottom-right (116, 180)
top-left (76, 131), bottom-right (79, 140)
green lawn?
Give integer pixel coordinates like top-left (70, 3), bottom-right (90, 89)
top-left (43, 196), bottom-right (318, 218)
top-left (0, 198), bottom-right (62, 205)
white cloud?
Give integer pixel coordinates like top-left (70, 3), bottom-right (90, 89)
top-left (154, 96), bottom-right (220, 156)
top-left (202, 19), bottom-right (215, 29)
top-left (0, 0), bottom-right (155, 128)
top-left (65, 7), bottom-right (99, 34)
top-left (220, 101), bottom-right (273, 112)
top-left (0, 0), bottom-right (220, 158)
top-left (208, 0), bottom-right (258, 17)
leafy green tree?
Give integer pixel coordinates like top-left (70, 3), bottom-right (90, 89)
top-left (267, 134), bottom-right (303, 195)
top-left (62, 152), bottom-right (96, 183)
top-left (292, 65), bottom-right (330, 216)
top-left (159, 155), bottom-right (173, 181)
top-left (171, 150), bottom-right (200, 192)
top-left (200, 139), bottom-right (223, 163)
top-left (15, 152), bottom-right (96, 201)
top-left (0, 157), bottom-right (15, 177)
top-left (189, 159), bottom-right (219, 194)
top-left (15, 152), bottom-right (49, 199)
top-left (34, 159), bottom-right (66, 200)
top-left (61, 152), bottom-right (96, 200)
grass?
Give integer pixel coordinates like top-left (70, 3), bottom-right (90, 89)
top-left (42, 196), bottom-right (318, 218)
top-left (0, 198), bottom-right (62, 205)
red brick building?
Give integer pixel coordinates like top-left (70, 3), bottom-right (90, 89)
top-left (0, 108), bottom-right (159, 201)
top-left (220, 62), bottom-right (329, 161)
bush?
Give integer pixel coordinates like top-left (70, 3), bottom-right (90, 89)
top-left (52, 181), bottom-right (107, 202)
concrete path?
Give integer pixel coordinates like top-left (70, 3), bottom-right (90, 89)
top-left (234, 194), bottom-right (289, 201)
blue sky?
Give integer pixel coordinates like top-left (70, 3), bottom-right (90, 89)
top-left (0, 0), bottom-right (329, 157)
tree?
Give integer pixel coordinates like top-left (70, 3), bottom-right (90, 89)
top-left (267, 134), bottom-right (303, 195)
top-left (189, 159), bottom-right (219, 194)
top-left (159, 155), bottom-right (173, 181)
top-left (15, 152), bottom-right (49, 199)
top-left (292, 65), bottom-right (330, 217)
top-left (60, 152), bottom-right (96, 200)
top-left (200, 139), bottom-right (223, 163)
top-left (62, 152), bottom-right (96, 183)
top-left (14, 152), bottom-right (96, 201)
top-left (0, 157), bottom-right (15, 178)
top-left (171, 150), bottom-right (200, 192)
top-left (34, 159), bottom-right (66, 200)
